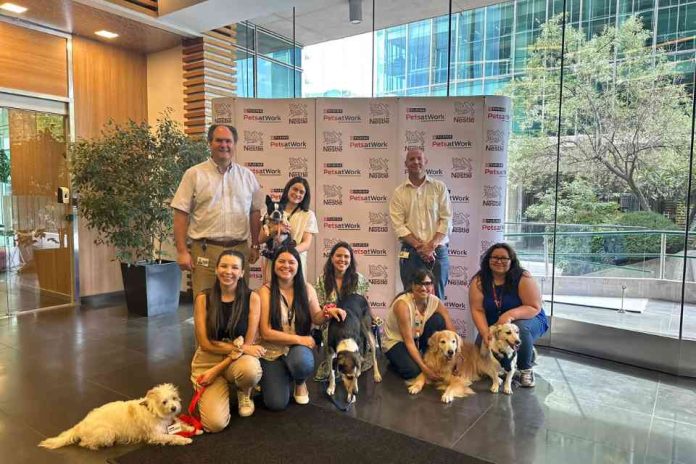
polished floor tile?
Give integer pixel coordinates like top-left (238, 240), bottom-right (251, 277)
top-left (0, 301), bottom-right (694, 464)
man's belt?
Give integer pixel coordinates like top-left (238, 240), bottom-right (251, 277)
top-left (195, 238), bottom-right (246, 248)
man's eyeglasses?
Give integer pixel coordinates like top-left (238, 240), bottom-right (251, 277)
top-left (489, 257), bottom-right (511, 263)
top-left (414, 281), bottom-right (434, 287)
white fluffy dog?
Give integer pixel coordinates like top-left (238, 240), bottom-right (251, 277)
top-left (39, 383), bottom-right (195, 450)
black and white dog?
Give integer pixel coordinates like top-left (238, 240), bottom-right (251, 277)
top-left (261, 195), bottom-right (294, 260)
top-left (326, 294), bottom-right (382, 403)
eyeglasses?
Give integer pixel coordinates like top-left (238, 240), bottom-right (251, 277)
top-left (489, 257), bottom-right (511, 263)
top-left (414, 281), bottom-right (434, 287)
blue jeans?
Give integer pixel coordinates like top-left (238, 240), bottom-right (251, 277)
top-left (260, 345), bottom-right (314, 411)
top-left (476, 316), bottom-right (548, 370)
top-left (385, 312), bottom-right (446, 380)
top-left (399, 243), bottom-right (449, 299)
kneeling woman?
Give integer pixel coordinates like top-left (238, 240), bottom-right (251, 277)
top-left (259, 246), bottom-right (345, 410)
top-left (383, 269), bottom-right (456, 382)
top-left (191, 250), bottom-right (265, 432)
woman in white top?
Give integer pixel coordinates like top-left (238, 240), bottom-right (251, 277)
top-left (383, 269), bottom-right (456, 382)
top-left (259, 177), bottom-right (318, 282)
top-left (258, 245), bottom-right (346, 410)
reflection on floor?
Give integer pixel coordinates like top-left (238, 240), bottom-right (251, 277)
top-left (0, 270), bottom-right (71, 314)
top-left (0, 302), bottom-right (694, 464)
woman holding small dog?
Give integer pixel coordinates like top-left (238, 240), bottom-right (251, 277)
top-left (259, 177), bottom-right (318, 282)
top-left (383, 269), bottom-right (456, 382)
top-left (469, 242), bottom-right (549, 387)
top-left (314, 241), bottom-right (371, 381)
top-left (259, 245), bottom-right (346, 410)
top-left (191, 250), bottom-right (265, 432)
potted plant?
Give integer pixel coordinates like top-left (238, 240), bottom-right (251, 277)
top-left (71, 112), bottom-right (208, 316)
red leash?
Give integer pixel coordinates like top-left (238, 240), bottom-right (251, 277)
top-left (176, 376), bottom-right (207, 438)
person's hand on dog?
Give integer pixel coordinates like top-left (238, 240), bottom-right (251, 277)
top-left (496, 313), bottom-right (515, 325)
top-left (242, 344), bottom-right (266, 358)
top-left (177, 250), bottom-right (193, 271)
top-left (328, 307), bottom-right (347, 321)
top-left (422, 365), bottom-right (443, 383)
top-left (297, 335), bottom-right (316, 349)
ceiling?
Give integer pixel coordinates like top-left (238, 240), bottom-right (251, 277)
top-left (0, 0), bottom-right (505, 54)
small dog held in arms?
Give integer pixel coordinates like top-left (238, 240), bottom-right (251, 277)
top-left (261, 195), bottom-right (295, 260)
top-left (326, 294), bottom-right (382, 404)
top-left (408, 325), bottom-right (521, 402)
top-left (39, 384), bottom-right (198, 450)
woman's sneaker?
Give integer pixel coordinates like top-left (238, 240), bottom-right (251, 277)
top-left (237, 391), bottom-right (255, 417)
top-left (519, 369), bottom-right (535, 387)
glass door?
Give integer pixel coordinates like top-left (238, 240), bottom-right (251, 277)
top-left (0, 106), bottom-right (74, 316)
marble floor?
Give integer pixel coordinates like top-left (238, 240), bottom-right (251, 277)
top-left (0, 300), bottom-right (695, 463)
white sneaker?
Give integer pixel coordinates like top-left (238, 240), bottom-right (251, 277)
top-left (519, 369), bottom-right (535, 388)
top-left (293, 384), bottom-right (309, 405)
top-left (237, 390), bottom-right (255, 417)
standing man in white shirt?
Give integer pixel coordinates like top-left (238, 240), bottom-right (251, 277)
top-left (172, 124), bottom-right (263, 297)
top-left (389, 149), bottom-right (452, 299)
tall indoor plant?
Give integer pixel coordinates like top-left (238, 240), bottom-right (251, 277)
top-left (71, 112), bottom-right (208, 315)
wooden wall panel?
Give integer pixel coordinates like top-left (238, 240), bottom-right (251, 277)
top-left (73, 36), bottom-right (148, 296)
top-left (0, 22), bottom-right (68, 97)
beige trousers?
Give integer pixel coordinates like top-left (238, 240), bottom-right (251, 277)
top-left (190, 241), bottom-right (250, 297)
top-left (190, 348), bottom-right (262, 433)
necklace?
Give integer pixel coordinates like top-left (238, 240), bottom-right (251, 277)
top-left (492, 282), bottom-right (503, 312)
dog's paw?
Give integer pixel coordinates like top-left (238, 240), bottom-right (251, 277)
top-left (374, 372), bottom-right (382, 383)
top-left (408, 383), bottom-right (423, 395)
top-left (326, 385), bottom-right (335, 396)
top-left (441, 392), bottom-right (453, 403)
top-left (503, 386), bottom-right (513, 395)
top-left (175, 436), bottom-right (193, 445)
top-left (490, 380), bottom-right (500, 393)
top-left (348, 394), bottom-right (356, 404)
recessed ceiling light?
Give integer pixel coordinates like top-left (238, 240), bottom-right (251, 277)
top-left (95, 30), bottom-right (118, 39)
top-left (0, 3), bottom-right (28, 14)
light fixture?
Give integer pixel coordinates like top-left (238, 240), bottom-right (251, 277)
top-left (95, 30), bottom-right (119, 39)
top-left (348, 0), bottom-right (362, 24)
top-left (0, 2), bottom-right (28, 14)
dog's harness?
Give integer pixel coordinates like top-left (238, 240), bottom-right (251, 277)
top-left (175, 375), bottom-right (207, 438)
top-left (492, 349), bottom-right (515, 372)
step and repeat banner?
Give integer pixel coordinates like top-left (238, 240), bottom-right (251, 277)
top-left (212, 96), bottom-right (510, 340)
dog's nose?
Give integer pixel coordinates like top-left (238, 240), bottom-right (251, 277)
top-left (447, 349), bottom-right (454, 356)
top-left (170, 406), bottom-right (177, 412)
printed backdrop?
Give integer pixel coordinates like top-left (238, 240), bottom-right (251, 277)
top-left (212, 96), bottom-right (511, 340)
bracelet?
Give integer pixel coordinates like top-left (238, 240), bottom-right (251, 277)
top-left (323, 303), bottom-right (336, 320)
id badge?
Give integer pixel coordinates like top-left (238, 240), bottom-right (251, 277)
top-left (196, 257), bottom-right (210, 267)
top-left (399, 250), bottom-right (410, 259)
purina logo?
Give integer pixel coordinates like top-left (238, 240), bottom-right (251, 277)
top-left (431, 134), bottom-right (472, 149)
top-left (249, 264), bottom-right (263, 280)
top-left (452, 212), bottom-right (470, 234)
top-left (487, 105), bottom-right (510, 121)
top-left (368, 212), bottom-right (389, 232)
top-left (243, 130), bottom-right (264, 151)
top-left (349, 189), bottom-right (387, 203)
top-left (405, 107), bottom-right (445, 122)
top-left (288, 103), bottom-right (309, 124)
top-left (448, 265), bottom-right (470, 287)
top-left (451, 157), bottom-right (473, 179)
top-left (482, 218), bottom-right (503, 231)
top-left (486, 129), bottom-right (505, 152)
top-left (351, 242), bottom-right (388, 257)
top-left (350, 135), bottom-right (388, 150)
top-left (270, 135), bottom-right (307, 150)
top-left (213, 100), bottom-right (233, 123)
top-left (482, 185), bottom-right (503, 207)
top-left (368, 264), bottom-right (389, 285)
top-left (243, 108), bottom-right (281, 123)
top-left (484, 162), bottom-right (506, 176)
top-left (481, 240), bottom-right (495, 254)
top-left (453, 102), bottom-right (475, 123)
top-left (288, 157), bottom-right (308, 177)
top-left (322, 238), bottom-right (341, 256)
top-left (369, 158), bottom-right (389, 179)
top-left (244, 161), bottom-right (280, 177)
top-left (369, 102), bottom-right (391, 124)
top-left (404, 130), bottom-right (425, 151)
top-left (323, 108), bottom-right (361, 123)
top-left (323, 162), bottom-right (361, 177)
top-left (322, 131), bottom-right (343, 152)
top-left (323, 185), bottom-right (343, 205)
top-left (323, 216), bottom-right (360, 231)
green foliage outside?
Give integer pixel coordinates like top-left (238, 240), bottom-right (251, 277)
top-left (71, 112), bottom-right (208, 264)
top-left (615, 211), bottom-right (683, 256)
top-left (0, 148), bottom-right (9, 184)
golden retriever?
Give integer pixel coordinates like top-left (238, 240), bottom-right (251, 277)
top-left (407, 330), bottom-right (501, 402)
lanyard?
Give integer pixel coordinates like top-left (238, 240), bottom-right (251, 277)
top-left (492, 282), bottom-right (503, 313)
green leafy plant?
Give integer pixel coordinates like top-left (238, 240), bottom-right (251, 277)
top-left (71, 112), bottom-right (208, 264)
top-left (0, 148), bottom-right (9, 184)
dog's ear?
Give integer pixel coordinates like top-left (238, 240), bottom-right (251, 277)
top-left (428, 331), bottom-right (441, 349)
top-left (455, 333), bottom-right (463, 354)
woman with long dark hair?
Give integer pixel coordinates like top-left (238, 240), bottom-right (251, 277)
top-left (383, 269), bottom-right (456, 382)
top-left (190, 250), bottom-right (265, 432)
top-left (313, 241), bottom-right (371, 381)
top-left (258, 245), bottom-right (346, 410)
top-left (259, 177), bottom-right (317, 282)
top-left (469, 242), bottom-right (549, 387)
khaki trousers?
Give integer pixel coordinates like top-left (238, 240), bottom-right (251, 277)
top-left (190, 348), bottom-right (262, 433)
top-left (189, 241), bottom-right (250, 297)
